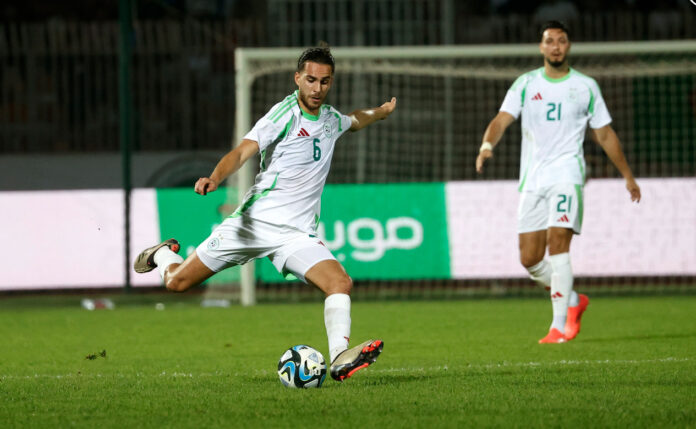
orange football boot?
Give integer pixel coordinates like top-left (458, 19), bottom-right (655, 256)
top-left (564, 294), bottom-right (589, 340)
top-left (538, 328), bottom-right (567, 344)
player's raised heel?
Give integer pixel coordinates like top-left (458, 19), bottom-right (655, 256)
top-left (133, 239), bottom-right (180, 273)
top-left (330, 339), bottom-right (383, 381)
top-left (564, 294), bottom-right (589, 340)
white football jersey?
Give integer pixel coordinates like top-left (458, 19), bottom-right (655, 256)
top-left (500, 67), bottom-right (612, 192)
top-left (238, 90), bottom-right (353, 233)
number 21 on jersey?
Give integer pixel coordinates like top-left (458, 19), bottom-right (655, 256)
top-left (546, 102), bottom-right (562, 121)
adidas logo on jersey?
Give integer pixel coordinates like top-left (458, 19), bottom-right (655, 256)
top-left (531, 93), bottom-right (543, 100)
top-left (298, 128), bottom-right (310, 137)
top-left (556, 214), bottom-right (570, 223)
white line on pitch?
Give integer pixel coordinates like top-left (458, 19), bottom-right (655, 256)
top-left (0, 357), bottom-right (691, 380)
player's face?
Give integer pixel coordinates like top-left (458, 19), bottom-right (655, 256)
top-left (539, 28), bottom-right (570, 68)
top-left (295, 61), bottom-right (333, 113)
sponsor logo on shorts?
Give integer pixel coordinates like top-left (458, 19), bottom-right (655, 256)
top-left (207, 237), bottom-right (219, 250)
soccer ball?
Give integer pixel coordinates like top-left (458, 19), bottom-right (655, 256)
top-left (277, 345), bottom-right (327, 388)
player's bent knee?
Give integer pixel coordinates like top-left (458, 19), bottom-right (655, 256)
top-left (520, 253), bottom-right (544, 268)
top-left (164, 275), bottom-right (192, 293)
top-left (328, 275), bottom-right (352, 295)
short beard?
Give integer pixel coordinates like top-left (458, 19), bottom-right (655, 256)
top-left (299, 91), bottom-right (321, 108)
top-left (547, 57), bottom-right (566, 68)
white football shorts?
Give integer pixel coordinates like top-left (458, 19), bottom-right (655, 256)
top-left (517, 183), bottom-right (584, 234)
top-left (196, 215), bottom-right (336, 282)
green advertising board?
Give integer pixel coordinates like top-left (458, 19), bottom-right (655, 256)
top-left (156, 187), bottom-right (240, 284)
top-left (258, 183), bottom-right (450, 282)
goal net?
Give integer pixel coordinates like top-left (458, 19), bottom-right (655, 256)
top-left (234, 41), bottom-right (696, 304)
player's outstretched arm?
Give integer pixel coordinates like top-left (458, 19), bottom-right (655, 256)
top-left (348, 97), bottom-right (397, 131)
top-left (476, 111), bottom-right (515, 174)
top-left (194, 139), bottom-right (259, 196)
top-left (591, 125), bottom-right (641, 202)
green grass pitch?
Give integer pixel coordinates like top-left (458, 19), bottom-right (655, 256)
top-left (1, 295), bottom-right (694, 428)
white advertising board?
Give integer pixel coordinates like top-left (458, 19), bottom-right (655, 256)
top-left (447, 178), bottom-right (696, 278)
top-left (1, 178), bottom-right (693, 290)
top-left (0, 189), bottom-right (160, 290)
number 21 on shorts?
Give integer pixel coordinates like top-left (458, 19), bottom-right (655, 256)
top-left (556, 194), bottom-right (572, 213)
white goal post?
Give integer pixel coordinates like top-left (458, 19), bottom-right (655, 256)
top-left (234, 40), bottom-right (696, 305)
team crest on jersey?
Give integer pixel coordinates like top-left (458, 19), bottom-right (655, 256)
top-left (323, 122), bottom-right (333, 137)
top-left (567, 87), bottom-right (578, 102)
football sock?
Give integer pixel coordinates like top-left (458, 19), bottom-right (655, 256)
top-left (531, 258), bottom-right (579, 305)
top-left (153, 247), bottom-right (184, 280)
top-left (568, 289), bottom-right (579, 307)
top-left (526, 259), bottom-right (552, 290)
top-left (549, 253), bottom-right (573, 333)
top-left (324, 293), bottom-right (351, 363)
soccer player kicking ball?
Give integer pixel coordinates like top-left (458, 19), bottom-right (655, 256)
top-left (476, 21), bottom-right (641, 344)
top-left (134, 46), bottom-right (395, 379)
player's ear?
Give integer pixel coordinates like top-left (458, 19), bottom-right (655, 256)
top-left (294, 71), bottom-right (301, 86)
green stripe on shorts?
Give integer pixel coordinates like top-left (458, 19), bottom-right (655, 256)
top-left (575, 184), bottom-right (584, 229)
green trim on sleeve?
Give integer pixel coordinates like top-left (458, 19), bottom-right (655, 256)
top-left (510, 70), bottom-right (537, 108)
top-left (274, 117), bottom-right (294, 143)
top-left (588, 88), bottom-right (596, 114)
top-left (332, 112), bottom-right (343, 132)
top-left (272, 99), bottom-right (298, 123)
top-left (269, 93), bottom-right (296, 122)
top-left (571, 69), bottom-right (598, 114)
top-left (521, 86), bottom-right (527, 108)
top-left (510, 71), bottom-right (530, 91)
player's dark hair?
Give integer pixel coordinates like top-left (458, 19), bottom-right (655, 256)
top-left (539, 20), bottom-right (571, 40)
top-left (297, 43), bottom-right (335, 74)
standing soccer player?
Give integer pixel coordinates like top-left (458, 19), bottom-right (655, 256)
top-left (476, 21), bottom-right (641, 343)
top-left (134, 46), bottom-right (396, 379)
